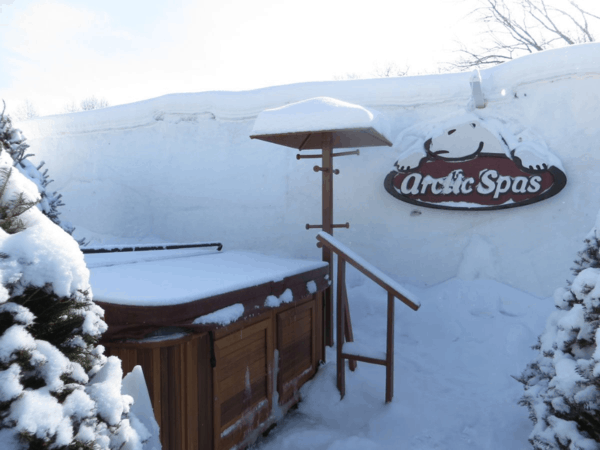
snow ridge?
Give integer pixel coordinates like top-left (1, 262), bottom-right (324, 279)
top-left (20, 43), bottom-right (600, 139)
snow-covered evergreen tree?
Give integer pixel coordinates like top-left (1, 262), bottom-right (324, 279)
top-left (517, 213), bottom-right (600, 450)
top-left (0, 100), bottom-right (76, 237)
top-left (0, 148), bottom-right (149, 449)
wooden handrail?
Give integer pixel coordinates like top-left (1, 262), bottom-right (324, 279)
top-left (316, 232), bottom-right (420, 311)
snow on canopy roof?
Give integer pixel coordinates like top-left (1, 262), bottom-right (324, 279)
top-left (86, 249), bottom-right (327, 307)
top-left (250, 97), bottom-right (392, 145)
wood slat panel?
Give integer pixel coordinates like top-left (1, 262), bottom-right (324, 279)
top-left (159, 347), bottom-right (170, 449)
top-left (218, 402), bottom-right (270, 450)
top-left (215, 319), bottom-right (269, 348)
top-left (151, 347), bottom-right (161, 433)
top-left (197, 334), bottom-right (213, 450)
top-left (217, 357), bottom-right (267, 400)
top-left (218, 345), bottom-right (266, 376)
top-left (215, 327), bottom-right (265, 356)
top-left (281, 343), bottom-right (312, 377)
top-left (185, 339), bottom-right (199, 450)
top-left (280, 322), bottom-right (312, 347)
top-left (220, 378), bottom-right (267, 427)
top-left (213, 318), bottom-right (272, 450)
top-left (278, 308), bottom-right (311, 328)
top-left (169, 345), bottom-right (183, 450)
top-left (218, 334), bottom-right (265, 366)
top-left (277, 300), bottom-right (316, 406)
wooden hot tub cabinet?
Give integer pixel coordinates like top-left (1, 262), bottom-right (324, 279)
top-left (98, 263), bottom-right (328, 450)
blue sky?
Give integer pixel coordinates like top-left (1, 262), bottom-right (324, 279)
top-left (3, 0), bottom-right (591, 117)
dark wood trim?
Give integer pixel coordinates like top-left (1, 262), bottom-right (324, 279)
top-left (322, 133), bottom-right (334, 347)
top-left (336, 258), bottom-right (346, 399)
top-left (97, 265), bottom-right (329, 341)
top-left (103, 282), bottom-right (325, 450)
top-left (342, 287), bottom-right (357, 372)
top-left (250, 127), bottom-right (393, 150)
top-left (341, 353), bottom-right (387, 366)
top-left (386, 291), bottom-right (395, 403)
top-left (103, 333), bottom-right (198, 350)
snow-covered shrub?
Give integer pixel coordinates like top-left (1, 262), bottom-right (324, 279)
top-left (0, 101), bottom-right (76, 237)
top-left (0, 148), bottom-right (148, 449)
top-left (517, 213), bottom-right (600, 450)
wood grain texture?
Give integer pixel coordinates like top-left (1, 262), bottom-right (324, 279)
top-left (213, 318), bottom-right (272, 450)
top-left (102, 294), bottom-right (324, 450)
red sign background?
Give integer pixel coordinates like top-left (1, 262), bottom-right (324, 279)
top-left (384, 154), bottom-right (566, 210)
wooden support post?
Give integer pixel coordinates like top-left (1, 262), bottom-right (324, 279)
top-left (321, 291), bottom-right (326, 364)
top-left (385, 292), bottom-right (395, 403)
top-left (342, 287), bottom-right (357, 372)
top-left (322, 133), bottom-right (334, 347)
top-left (336, 258), bottom-right (346, 399)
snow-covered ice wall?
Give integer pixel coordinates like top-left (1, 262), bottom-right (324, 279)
top-left (19, 43), bottom-right (600, 297)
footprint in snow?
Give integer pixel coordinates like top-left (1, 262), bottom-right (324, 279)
top-left (469, 308), bottom-right (495, 319)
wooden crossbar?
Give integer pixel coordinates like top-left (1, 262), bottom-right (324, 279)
top-left (316, 234), bottom-right (419, 311)
top-left (341, 353), bottom-right (387, 366)
top-left (317, 232), bottom-right (420, 404)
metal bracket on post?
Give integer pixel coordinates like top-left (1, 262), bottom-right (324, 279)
top-left (307, 222), bottom-right (349, 230)
top-left (314, 166), bottom-right (339, 175)
top-left (332, 149), bottom-right (360, 158)
top-left (311, 223), bottom-right (349, 247)
top-left (297, 153), bottom-right (323, 160)
top-left (298, 149), bottom-right (359, 160)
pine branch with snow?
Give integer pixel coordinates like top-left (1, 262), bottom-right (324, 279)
top-left (0, 100), bottom-right (79, 240)
top-left (0, 148), bottom-right (150, 449)
top-left (516, 215), bottom-right (600, 450)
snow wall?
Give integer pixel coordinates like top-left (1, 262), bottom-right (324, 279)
top-left (19, 43), bottom-right (600, 297)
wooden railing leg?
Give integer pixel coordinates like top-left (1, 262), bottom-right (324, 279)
top-left (342, 286), bottom-right (357, 371)
top-left (320, 291), bottom-right (326, 363)
top-left (337, 258), bottom-right (346, 399)
top-left (386, 292), bottom-right (395, 403)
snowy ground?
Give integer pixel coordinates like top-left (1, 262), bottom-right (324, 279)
top-left (253, 267), bottom-right (555, 450)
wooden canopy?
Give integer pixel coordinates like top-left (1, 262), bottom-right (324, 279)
top-left (250, 127), bottom-right (392, 150)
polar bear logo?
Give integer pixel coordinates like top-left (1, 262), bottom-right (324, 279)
top-left (395, 120), bottom-right (551, 172)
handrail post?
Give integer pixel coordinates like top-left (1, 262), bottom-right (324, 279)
top-left (342, 287), bottom-right (357, 372)
top-left (337, 257), bottom-right (346, 399)
top-left (385, 291), bottom-right (395, 403)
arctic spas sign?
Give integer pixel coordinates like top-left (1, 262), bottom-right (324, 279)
top-left (384, 121), bottom-right (567, 211)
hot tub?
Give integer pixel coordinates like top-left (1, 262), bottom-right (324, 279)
top-left (87, 247), bottom-right (329, 450)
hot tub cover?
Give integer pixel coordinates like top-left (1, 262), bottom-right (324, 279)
top-left (87, 249), bottom-right (329, 340)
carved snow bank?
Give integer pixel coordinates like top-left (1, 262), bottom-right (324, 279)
top-left (250, 97), bottom-right (391, 141)
top-left (392, 110), bottom-right (564, 171)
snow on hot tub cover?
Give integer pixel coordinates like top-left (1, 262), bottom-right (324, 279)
top-left (87, 249), bottom-right (327, 307)
top-left (87, 249), bottom-right (329, 340)
top-left (250, 96), bottom-right (391, 141)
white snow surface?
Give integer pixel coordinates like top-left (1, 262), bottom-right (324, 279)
top-left (20, 43), bottom-right (600, 298)
top-left (254, 271), bottom-right (554, 450)
top-left (193, 303), bottom-right (244, 325)
top-left (86, 250), bottom-right (326, 306)
top-left (250, 96), bottom-right (391, 140)
top-left (122, 366), bottom-right (161, 450)
top-left (10, 42), bottom-right (600, 449)
top-left (0, 151), bottom-right (90, 301)
top-left (264, 288), bottom-right (294, 308)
